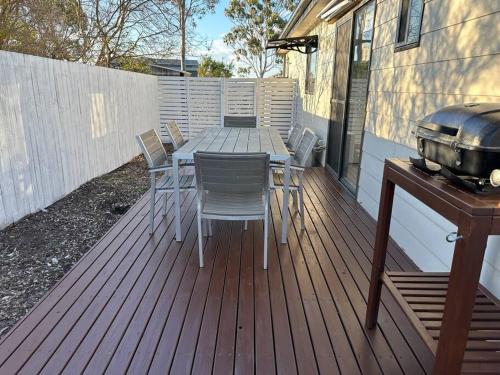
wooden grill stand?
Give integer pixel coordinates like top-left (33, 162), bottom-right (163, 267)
top-left (365, 159), bottom-right (500, 375)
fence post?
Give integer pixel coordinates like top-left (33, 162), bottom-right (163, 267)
top-left (186, 77), bottom-right (191, 138)
top-left (255, 78), bottom-right (260, 127)
top-left (220, 78), bottom-right (225, 127)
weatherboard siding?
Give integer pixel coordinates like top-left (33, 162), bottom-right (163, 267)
top-left (285, 0), bottom-right (500, 296)
top-left (364, 0), bottom-right (500, 297)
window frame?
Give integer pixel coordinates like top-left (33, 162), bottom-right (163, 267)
top-left (305, 45), bottom-right (318, 94)
top-left (394, 0), bottom-right (425, 52)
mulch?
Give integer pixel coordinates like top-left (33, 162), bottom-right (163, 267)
top-left (0, 155), bottom-right (150, 339)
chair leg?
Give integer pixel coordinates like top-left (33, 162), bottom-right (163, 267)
top-left (263, 216), bottom-right (269, 270)
top-left (149, 173), bottom-right (156, 235)
top-left (244, 220), bottom-right (248, 231)
top-left (299, 173), bottom-right (305, 230)
top-left (292, 190), bottom-right (298, 211)
top-left (208, 219), bottom-right (213, 236)
top-left (197, 213), bottom-right (204, 267)
top-left (163, 192), bottom-right (168, 217)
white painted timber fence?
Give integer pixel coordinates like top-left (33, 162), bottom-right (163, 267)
top-left (0, 51), bottom-right (159, 228)
top-left (158, 77), bottom-right (298, 141)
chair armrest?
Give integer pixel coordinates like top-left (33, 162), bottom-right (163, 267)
top-left (149, 165), bottom-right (173, 173)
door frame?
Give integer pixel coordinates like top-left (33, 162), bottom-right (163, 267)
top-left (325, 16), bottom-right (354, 180)
top-left (326, 0), bottom-right (377, 196)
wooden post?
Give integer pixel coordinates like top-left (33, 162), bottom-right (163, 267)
top-left (365, 165), bottom-right (395, 328)
top-left (433, 213), bottom-right (491, 374)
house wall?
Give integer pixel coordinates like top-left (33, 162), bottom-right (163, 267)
top-left (286, 20), bottom-right (337, 165)
top-left (285, 0), bottom-right (500, 296)
top-left (0, 51), bottom-right (159, 229)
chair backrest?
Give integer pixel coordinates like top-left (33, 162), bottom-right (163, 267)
top-left (136, 129), bottom-right (168, 169)
top-left (287, 123), bottom-right (303, 151)
top-left (294, 128), bottom-right (318, 167)
top-left (164, 121), bottom-right (186, 150)
top-left (223, 116), bottom-right (257, 128)
top-left (194, 152), bottom-right (270, 194)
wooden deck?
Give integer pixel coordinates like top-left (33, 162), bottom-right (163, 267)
top-left (0, 168), bottom-right (437, 375)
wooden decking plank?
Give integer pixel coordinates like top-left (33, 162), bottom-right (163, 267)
top-left (57, 192), bottom-right (196, 374)
top-left (146, 220), bottom-right (226, 373)
top-left (285, 194), bottom-right (364, 374)
top-left (311, 168), bottom-right (417, 272)
top-left (269, 194), bottom-right (321, 375)
top-left (101, 196), bottom-right (199, 374)
top-left (0, 193), bottom-right (151, 359)
top-left (191, 222), bottom-right (239, 374)
top-left (306, 169), bottom-right (402, 273)
top-left (266, 203), bottom-right (299, 375)
top-left (299, 177), bottom-right (429, 374)
top-left (233, 222), bottom-right (255, 374)
top-left (25, 193), bottom-right (190, 375)
top-left (0, 193), bottom-right (165, 373)
top-left (0, 167), bottom-right (457, 374)
top-left (124, 209), bottom-right (204, 374)
top-left (304, 172), bottom-right (435, 371)
top-left (271, 192), bottom-right (340, 375)
top-left (169, 221), bottom-right (232, 374)
top-left (253, 221), bottom-right (277, 375)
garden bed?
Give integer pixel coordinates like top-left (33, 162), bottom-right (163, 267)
top-left (0, 156), bottom-right (149, 339)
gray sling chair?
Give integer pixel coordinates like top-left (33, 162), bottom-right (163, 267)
top-left (164, 120), bottom-right (187, 150)
top-left (286, 123), bottom-right (304, 154)
top-left (194, 152), bottom-right (271, 269)
top-left (271, 128), bottom-right (318, 229)
top-left (223, 116), bottom-right (257, 128)
top-left (136, 129), bottom-right (196, 234)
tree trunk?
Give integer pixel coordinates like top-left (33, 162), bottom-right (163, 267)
top-left (179, 0), bottom-right (186, 71)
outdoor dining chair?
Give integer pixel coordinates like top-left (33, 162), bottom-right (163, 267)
top-left (271, 128), bottom-right (318, 229)
top-left (194, 152), bottom-right (271, 269)
top-left (286, 123), bottom-right (304, 154)
top-left (164, 120), bottom-right (187, 150)
top-left (136, 129), bottom-right (195, 234)
top-left (223, 115), bottom-right (257, 128)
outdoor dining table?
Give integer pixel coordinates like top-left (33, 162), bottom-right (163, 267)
top-left (172, 126), bottom-right (291, 244)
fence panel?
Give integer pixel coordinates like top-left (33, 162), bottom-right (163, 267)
top-left (158, 77), bottom-right (298, 142)
top-left (257, 78), bottom-right (298, 139)
top-left (0, 51), bottom-right (159, 228)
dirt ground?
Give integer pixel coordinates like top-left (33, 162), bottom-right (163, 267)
top-left (0, 156), bottom-right (150, 339)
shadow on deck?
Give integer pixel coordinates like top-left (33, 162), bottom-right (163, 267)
top-left (0, 168), bottom-right (435, 374)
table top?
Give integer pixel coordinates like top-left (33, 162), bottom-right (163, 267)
top-left (386, 159), bottom-right (500, 218)
top-left (173, 127), bottom-right (290, 161)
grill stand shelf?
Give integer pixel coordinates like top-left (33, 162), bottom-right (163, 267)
top-left (365, 159), bottom-right (500, 375)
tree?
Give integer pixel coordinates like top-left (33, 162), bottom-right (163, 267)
top-left (197, 56), bottom-right (232, 77)
top-left (224, 0), bottom-right (297, 77)
top-left (0, 0), bottom-right (88, 60)
top-left (82, 0), bottom-right (177, 67)
top-left (161, 0), bottom-right (218, 71)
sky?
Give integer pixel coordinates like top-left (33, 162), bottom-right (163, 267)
top-left (189, 1), bottom-right (236, 64)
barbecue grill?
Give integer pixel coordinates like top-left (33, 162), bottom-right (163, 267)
top-left (412, 103), bottom-right (500, 192)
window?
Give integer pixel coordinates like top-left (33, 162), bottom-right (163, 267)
top-left (395, 0), bottom-right (424, 51)
top-left (305, 46), bottom-right (317, 94)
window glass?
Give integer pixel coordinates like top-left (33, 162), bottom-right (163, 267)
top-left (305, 46), bottom-right (317, 94)
top-left (396, 0), bottom-right (423, 50)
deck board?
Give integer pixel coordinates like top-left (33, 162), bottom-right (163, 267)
top-left (0, 168), bottom-right (437, 374)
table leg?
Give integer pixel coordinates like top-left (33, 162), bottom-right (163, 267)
top-left (173, 158), bottom-right (182, 242)
top-left (281, 157), bottom-right (291, 244)
top-left (433, 213), bottom-right (491, 375)
top-left (365, 167), bottom-right (395, 328)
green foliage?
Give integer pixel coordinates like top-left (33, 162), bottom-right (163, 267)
top-left (197, 56), bottom-right (233, 77)
top-left (114, 56), bottom-right (152, 74)
top-left (224, 0), bottom-right (298, 77)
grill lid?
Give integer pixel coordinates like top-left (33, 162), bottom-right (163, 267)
top-left (417, 103), bottom-right (500, 151)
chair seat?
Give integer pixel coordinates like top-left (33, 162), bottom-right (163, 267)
top-left (202, 192), bottom-right (265, 217)
top-left (157, 174), bottom-right (195, 191)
